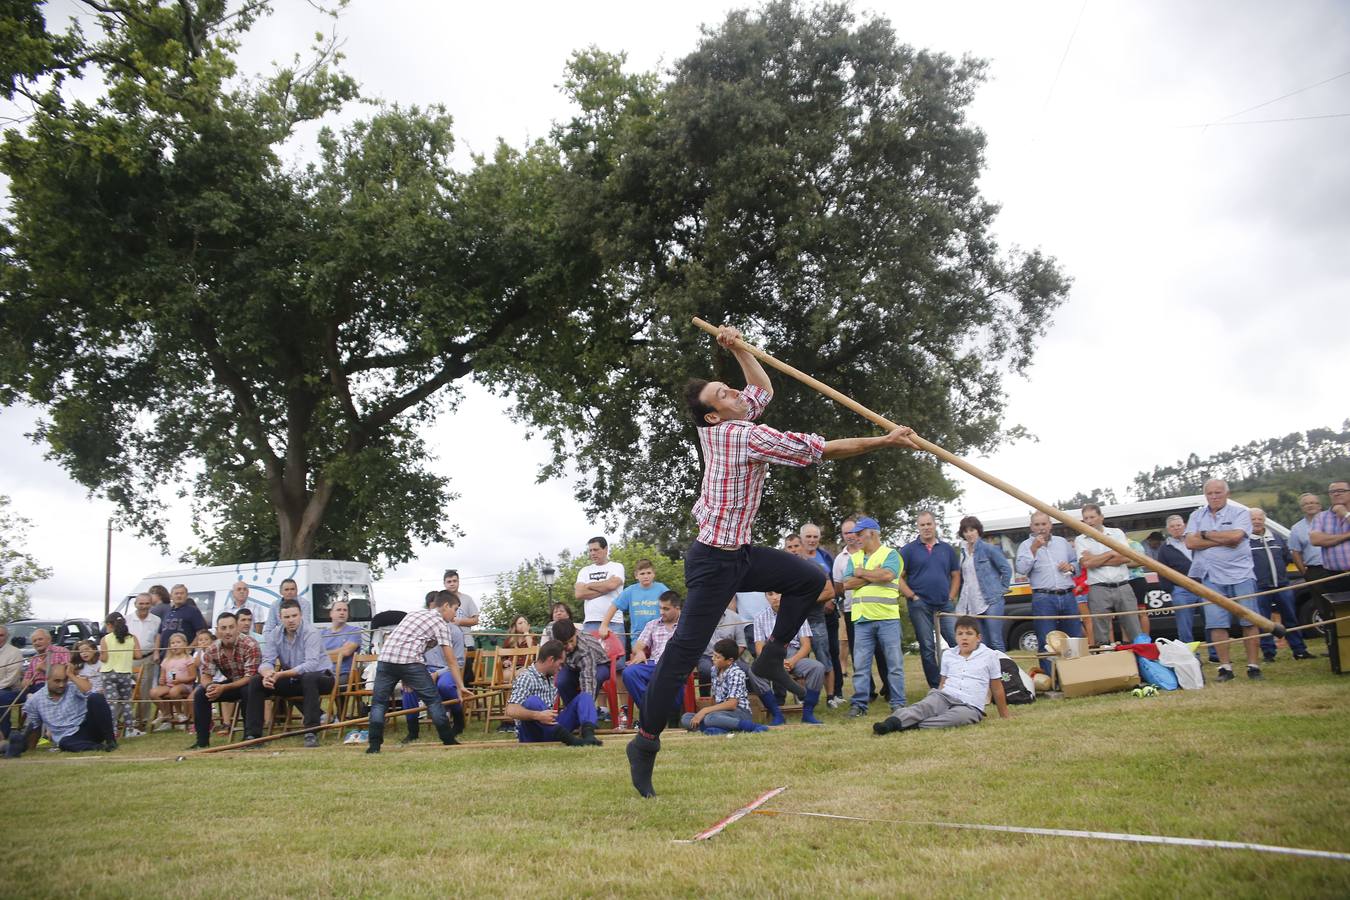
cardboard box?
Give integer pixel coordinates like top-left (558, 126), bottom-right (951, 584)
top-left (1055, 651), bottom-right (1140, 698)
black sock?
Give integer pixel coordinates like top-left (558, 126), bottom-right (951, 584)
top-left (580, 723), bottom-right (603, 746)
top-left (751, 641), bottom-right (806, 699)
top-left (626, 732), bottom-right (660, 798)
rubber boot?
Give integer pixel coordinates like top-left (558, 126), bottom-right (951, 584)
top-left (553, 725), bottom-right (582, 746)
top-left (434, 715), bottom-right (460, 746)
top-left (759, 691), bottom-right (786, 726)
top-left (801, 689), bottom-right (823, 725)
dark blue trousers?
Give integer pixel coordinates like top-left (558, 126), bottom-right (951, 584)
top-left (639, 541), bottom-right (824, 738)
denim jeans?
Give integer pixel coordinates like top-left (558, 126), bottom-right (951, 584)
top-left (681, 709), bottom-right (754, 732)
top-left (908, 600), bottom-right (956, 689)
top-left (1259, 588), bottom-right (1309, 657)
top-left (980, 597), bottom-right (1006, 651)
top-left (369, 660), bottom-right (450, 748)
top-left (808, 618), bottom-right (832, 672)
top-left (1031, 591), bottom-right (1082, 675)
top-left (1201, 579), bottom-right (1260, 631)
top-left (824, 609), bottom-right (844, 695)
top-left (850, 618), bottom-right (905, 711)
top-left (1170, 586), bottom-right (1198, 644)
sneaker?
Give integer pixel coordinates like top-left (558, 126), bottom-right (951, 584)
top-left (172, 714), bottom-right (189, 724)
top-left (303, 733), bottom-right (319, 749)
top-left (1247, 666), bottom-right (1263, 680)
top-left (1216, 667), bottom-right (1234, 682)
top-left (122, 727), bottom-right (146, 739)
top-left (496, 721), bottom-right (516, 733)
top-left (1292, 651), bottom-right (1316, 660)
top-left (154, 721), bottom-right (174, 732)
top-left (826, 696), bottom-right (844, 709)
top-left (847, 706), bottom-right (868, 718)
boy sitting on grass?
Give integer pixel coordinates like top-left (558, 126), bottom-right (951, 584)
top-left (873, 615), bottom-right (1009, 734)
top-left (681, 639), bottom-right (769, 735)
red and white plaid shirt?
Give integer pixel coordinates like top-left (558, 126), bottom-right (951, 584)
top-left (379, 609), bottom-right (454, 665)
top-left (693, 385), bottom-right (824, 547)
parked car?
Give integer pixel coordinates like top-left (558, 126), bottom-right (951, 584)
top-left (5, 618), bottom-right (104, 659)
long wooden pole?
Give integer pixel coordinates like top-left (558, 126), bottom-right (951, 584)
top-left (194, 688), bottom-right (507, 755)
top-left (691, 317), bottom-right (1284, 636)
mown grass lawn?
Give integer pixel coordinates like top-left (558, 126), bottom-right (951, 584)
top-left (4, 646), bottom-right (1350, 899)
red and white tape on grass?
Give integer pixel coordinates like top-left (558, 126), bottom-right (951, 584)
top-left (751, 810), bottom-right (1350, 862)
top-left (673, 786), bottom-right (788, 843)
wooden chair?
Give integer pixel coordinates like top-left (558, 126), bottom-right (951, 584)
top-left (481, 645), bottom-right (537, 733)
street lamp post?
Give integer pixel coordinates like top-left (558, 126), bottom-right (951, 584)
top-left (541, 564), bottom-right (557, 607)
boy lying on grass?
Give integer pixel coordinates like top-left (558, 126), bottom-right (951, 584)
top-left (681, 639), bottom-right (770, 735)
top-left (873, 615), bottom-right (1009, 734)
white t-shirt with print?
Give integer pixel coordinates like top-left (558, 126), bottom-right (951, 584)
top-left (576, 561), bottom-right (626, 623)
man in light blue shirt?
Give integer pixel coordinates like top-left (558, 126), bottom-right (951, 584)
top-left (260, 599), bottom-right (335, 746)
top-left (1185, 479), bottom-right (1261, 681)
top-left (1287, 493), bottom-right (1324, 572)
top-left (1015, 512), bottom-right (1079, 675)
top-left (6, 665), bottom-right (117, 756)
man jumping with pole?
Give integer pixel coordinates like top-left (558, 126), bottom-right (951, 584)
top-left (625, 324), bottom-right (919, 797)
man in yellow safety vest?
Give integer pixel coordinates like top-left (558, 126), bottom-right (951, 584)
top-left (841, 517), bottom-right (907, 720)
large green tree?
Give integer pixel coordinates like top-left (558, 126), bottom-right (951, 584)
top-left (507, 1), bottom-right (1071, 550)
top-left (0, 494), bottom-right (52, 621)
top-left (0, 1), bottom-right (607, 568)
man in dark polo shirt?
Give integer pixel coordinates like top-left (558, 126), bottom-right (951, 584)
top-left (899, 511), bottom-right (961, 689)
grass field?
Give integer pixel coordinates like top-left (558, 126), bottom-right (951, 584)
top-left (4, 646), bottom-right (1350, 899)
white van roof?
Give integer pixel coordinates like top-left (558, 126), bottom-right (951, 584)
top-left (980, 495), bottom-right (1208, 534)
top-left (135, 559), bottom-right (371, 581)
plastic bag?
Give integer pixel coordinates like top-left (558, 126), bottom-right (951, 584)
top-left (1136, 654), bottom-right (1180, 690)
top-left (1155, 638), bottom-right (1204, 689)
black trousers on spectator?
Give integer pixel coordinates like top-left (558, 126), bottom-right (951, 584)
top-left (824, 608), bottom-right (844, 695)
top-left (640, 542), bottom-right (824, 738)
top-left (57, 694), bottom-right (116, 752)
top-left (193, 676), bottom-right (264, 745)
top-left (1305, 564), bottom-right (1337, 619)
top-left (265, 671), bottom-right (336, 728)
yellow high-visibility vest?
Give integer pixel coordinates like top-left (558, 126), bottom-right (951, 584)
top-left (850, 545), bottom-right (903, 622)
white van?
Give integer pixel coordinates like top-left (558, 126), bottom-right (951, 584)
top-left (115, 559), bottom-right (376, 633)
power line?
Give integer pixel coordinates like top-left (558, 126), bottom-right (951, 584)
top-left (1178, 111), bottom-right (1350, 129)
top-left (1212, 68), bottom-right (1350, 124)
top-left (1042, 0), bottom-right (1089, 116)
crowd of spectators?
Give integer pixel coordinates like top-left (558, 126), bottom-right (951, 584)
top-left (4, 477), bottom-right (1346, 756)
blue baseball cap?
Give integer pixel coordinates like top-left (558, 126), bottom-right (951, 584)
top-left (848, 517), bottom-right (881, 533)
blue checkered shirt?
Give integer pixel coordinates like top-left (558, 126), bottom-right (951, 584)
top-left (712, 664), bottom-right (751, 715)
top-left (508, 663), bottom-right (557, 709)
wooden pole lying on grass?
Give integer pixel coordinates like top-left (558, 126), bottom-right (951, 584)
top-left (691, 317), bottom-right (1285, 636)
top-left (194, 688), bottom-right (508, 754)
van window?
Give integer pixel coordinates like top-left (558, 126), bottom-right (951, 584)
top-left (312, 583), bottom-right (373, 622)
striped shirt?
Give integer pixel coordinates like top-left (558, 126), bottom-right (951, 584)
top-left (636, 618), bottom-right (678, 662)
top-left (508, 664), bottom-right (557, 709)
top-left (712, 663), bottom-right (751, 715)
top-left (1312, 510), bottom-right (1350, 572)
top-left (23, 647), bottom-right (71, 686)
top-left (379, 609), bottom-right (455, 665)
top-left (693, 385), bottom-right (824, 547)
top-left (752, 608), bottom-right (811, 652)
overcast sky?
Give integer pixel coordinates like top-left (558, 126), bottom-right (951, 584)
top-left (3, 0), bottom-right (1347, 619)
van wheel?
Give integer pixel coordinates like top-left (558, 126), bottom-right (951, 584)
top-left (1010, 623), bottom-right (1038, 655)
